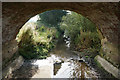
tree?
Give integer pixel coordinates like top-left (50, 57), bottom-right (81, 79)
top-left (60, 12), bottom-right (82, 41)
top-left (60, 11), bottom-right (101, 51)
top-left (37, 10), bottom-right (67, 29)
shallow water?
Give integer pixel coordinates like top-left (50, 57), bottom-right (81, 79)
top-left (47, 37), bottom-right (100, 78)
top-left (11, 37), bottom-right (100, 79)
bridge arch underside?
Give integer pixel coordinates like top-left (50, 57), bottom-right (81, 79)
top-left (2, 2), bottom-right (120, 68)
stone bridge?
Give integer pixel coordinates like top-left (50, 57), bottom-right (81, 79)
top-left (2, 2), bottom-right (120, 78)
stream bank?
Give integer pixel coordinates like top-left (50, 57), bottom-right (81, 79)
top-left (8, 36), bottom-right (117, 79)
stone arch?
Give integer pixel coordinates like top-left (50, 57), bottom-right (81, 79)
top-left (2, 2), bottom-right (119, 69)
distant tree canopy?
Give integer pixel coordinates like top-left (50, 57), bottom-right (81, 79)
top-left (36, 10), bottom-right (101, 52)
top-left (37, 10), bottom-right (67, 29)
top-left (60, 12), bottom-right (97, 40)
top-left (60, 12), bottom-right (101, 51)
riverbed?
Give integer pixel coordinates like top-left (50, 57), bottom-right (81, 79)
top-left (11, 37), bottom-right (103, 79)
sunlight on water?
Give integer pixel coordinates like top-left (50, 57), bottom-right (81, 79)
top-left (13, 37), bottom-right (100, 79)
top-left (31, 60), bottom-right (53, 67)
top-left (54, 62), bottom-right (74, 78)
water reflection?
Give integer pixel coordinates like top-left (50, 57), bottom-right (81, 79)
top-left (11, 36), bottom-right (100, 79)
top-left (52, 56), bottom-right (98, 78)
top-left (48, 37), bottom-right (99, 78)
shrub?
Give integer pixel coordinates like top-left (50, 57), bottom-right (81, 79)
top-left (17, 24), bottom-right (59, 59)
top-left (60, 11), bottom-right (101, 53)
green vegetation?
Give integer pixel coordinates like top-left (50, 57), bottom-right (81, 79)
top-left (16, 10), bottom-right (101, 59)
top-left (16, 10), bottom-right (67, 59)
top-left (60, 12), bottom-right (101, 53)
top-left (16, 22), bottom-right (60, 59)
top-left (37, 10), bottom-right (67, 31)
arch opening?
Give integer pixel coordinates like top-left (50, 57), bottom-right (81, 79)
top-left (2, 2), bottom-right (119, 79)
top-left (11, 9), bottom-right (109, 78)
top-left (16, 10), bottom-right (101, 60)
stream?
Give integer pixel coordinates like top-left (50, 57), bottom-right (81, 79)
top-left (11, 36), bottom-right (101, 79)
top-left (48, 36), bottom-right (100, 78)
